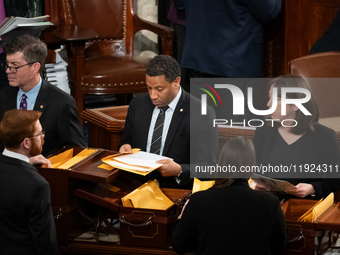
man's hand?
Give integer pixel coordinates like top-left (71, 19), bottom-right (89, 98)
top-left (29, 154), bottom-right (52, 168)
top-left (285, 183), bottom-right (315, 198)
top-left (119, 144), bottom-right (132, 153)
top-left (156, 159), bottom-right (182, 177)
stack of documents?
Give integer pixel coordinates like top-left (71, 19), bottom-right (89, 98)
top-left (102, 150), bottom-right (172, 176)
top-left (298, 193), bottom-right (334, 223)
top-left (0, 15), bottom-right (52, 35)
top-left (45, 50), bottom-right (70, 94)
top-left (121, 180), bottom-right (174, 210)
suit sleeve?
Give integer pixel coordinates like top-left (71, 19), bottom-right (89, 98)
top-left (171, 197), bottom-right (198, 254)
top-left (269, 197), bottom-right (287, 255)
top-left (28, 181), bottom-right (59, 255)
top-left (120, 101), bottom-right (135, 148)
top-left (179, 104), bottom-right (218, 186)
top-left (57, 97), bottom-right (84, 148)
top-left (242, 0), bottom-right (281, 22)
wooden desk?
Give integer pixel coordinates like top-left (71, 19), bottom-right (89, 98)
top-left (81, 106), bottom-right (128, 151)
top-left (60, 241), bottom-right (192, 255)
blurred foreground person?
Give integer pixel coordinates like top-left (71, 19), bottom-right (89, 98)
top-left (0, 109), bottom-right (59, 255)
top-left (172, 137), bottom-right (286, 255)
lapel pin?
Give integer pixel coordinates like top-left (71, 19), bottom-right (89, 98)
top-left (40, 105), bottom-right (43, 109)
top-left (180, 108), bottom-right (183, 112)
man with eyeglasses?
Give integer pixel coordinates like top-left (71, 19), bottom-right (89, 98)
top-left (0, 109), bottom-right (59, 255)
top-left (0, 34), bottom-right (84, 158)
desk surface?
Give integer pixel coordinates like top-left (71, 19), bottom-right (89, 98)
top-left (60, 241), bottom-right (192, 255)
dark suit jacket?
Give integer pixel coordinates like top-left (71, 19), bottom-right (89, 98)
top-left (3, 0), bottom-right (20, 17)
top-left (0, 154), bottom-right (59, 255)
top-left (171, 180), bottom-right (286, 255)
top-left (174, 0), bottom-right (281, 77)
top-left (309, 8), bottom-right (340, 54)
top-left (0, 79), bottom-right (84, 157)
top-left (120, 89), bottom-right (218, 189)
top-left (253, 124), bottom-right (340, 199)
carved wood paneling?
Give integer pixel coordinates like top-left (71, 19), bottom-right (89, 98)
top-left (264, 0), bottom-right (340, 77)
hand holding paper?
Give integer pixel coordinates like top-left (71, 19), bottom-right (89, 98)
top-left (119, 144), bottom-right (132, 153)
top-left (102, 150), bottom-right (173, 176)
top-left (285, 183), bottom-right (316, 198)
top-left (156, 159), bottom-right (182, 177)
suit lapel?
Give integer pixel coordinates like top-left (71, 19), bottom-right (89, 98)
top-left (33, 80), bottom-right (48, 114)
top-left (163, 90), bottom-right (189, 155)
top-left (140, 98), bottom-right (155, 150)
top-left (8, 87), bottom-right (18, 109)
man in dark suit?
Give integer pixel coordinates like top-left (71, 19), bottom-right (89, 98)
top-left (120, 55), bottom-right (218, 189)
top-left (0, 109), bottom-right (59, 255)
top-left (309, 8), bottom-right (340, 54)
top-left (0, 34), bottom-right (84, 157)
top-left (173, 0), bottom-right (282, 92)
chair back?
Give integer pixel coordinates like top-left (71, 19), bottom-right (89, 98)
top-left (58, 0), bottom-right (135, 55)
top-left (289, 52), bottom-right (340, 119)
top-left (289, 52), bottom-right (340, 78)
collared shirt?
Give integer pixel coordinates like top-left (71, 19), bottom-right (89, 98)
top-left (146, 87), bottom-right (182, 156)
top-left (17, 77), bottom-right (42, 110)
top-left (2, 148), bottom-right (29, 163)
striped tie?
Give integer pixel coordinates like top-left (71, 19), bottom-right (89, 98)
top-left (150, 106), bottom-right (169, 154)
top-left (19, 94), bottom-right (27, 110)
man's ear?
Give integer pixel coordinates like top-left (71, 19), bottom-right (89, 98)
top-left (21, 138), bottom-right (31, 150)
top-left (174, 77), bottom-right (181, 88)
top-left (32, 62), bottom-right (41, 75)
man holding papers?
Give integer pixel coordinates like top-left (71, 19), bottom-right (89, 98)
top-left (120, 55), bottom-right (218, 188)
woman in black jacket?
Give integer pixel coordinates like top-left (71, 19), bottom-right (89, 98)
top-left (172, 137), bottom-right (286, 255)
top-left (253, 75), bottom-right (340, 199)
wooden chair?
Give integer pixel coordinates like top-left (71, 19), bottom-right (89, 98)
top-left (53, 0), bottom-right (173, 115)
top-left (289, 51), bottom-right (340, 143)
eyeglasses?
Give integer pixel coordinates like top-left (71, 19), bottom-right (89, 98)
top-left (1, 61), bottom-right (38, 74)
top-left (20, 130), bottom-right (45, 143)
top-left (28, 130), bottom-right (45, 138)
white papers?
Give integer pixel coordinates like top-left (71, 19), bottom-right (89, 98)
top-left (0, 15), bottom-right (51, 35)
top-left (251, 174), bottom-right (297, 192)
top-left (111, 151), bottom-right (171, 172)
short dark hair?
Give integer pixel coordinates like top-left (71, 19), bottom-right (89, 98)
top-left (146, 55), bottom-right (181, 83)
top-left (214, 136), bottom-right (256, 188)
top-left (0, 110), bottom-right (41, 149)
top-left (268, 75), bottom-right (319, 134)
top-left (4, 34), bottom-right (48, 72)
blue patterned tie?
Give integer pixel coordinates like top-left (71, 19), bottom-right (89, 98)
top-left (19, 94), bottom-right (27, 110)
top-left (150, 106), bottom-right (169, 154)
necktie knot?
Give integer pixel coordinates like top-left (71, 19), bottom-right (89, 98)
top-left (159, 106), bottom-right (169, 114)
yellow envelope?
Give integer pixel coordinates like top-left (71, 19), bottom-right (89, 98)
top-left (48, 148), bottom-right (74, 168)
top-left (298, 193), bottom-right (334, 223)
top-left (102, 149), bottom-right (162, 176)
top-left (47, 148), bottom-right (98, 169)
top-left (121, 180), bottom-right (174, 210)
top-left (192, 178), bottom-right (215, 194)
top-left (57, 148), bottom-right (98, 169)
